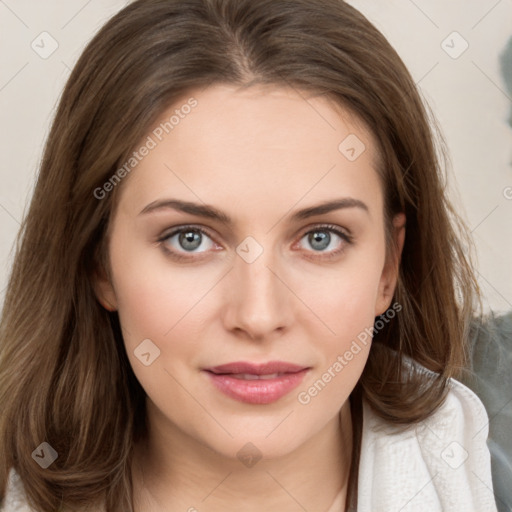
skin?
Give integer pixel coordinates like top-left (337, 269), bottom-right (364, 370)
top-left (94, 84), bottom-right (406, 512)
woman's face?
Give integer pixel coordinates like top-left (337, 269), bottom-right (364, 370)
top-left (95, 84), bottom-right (404, 461)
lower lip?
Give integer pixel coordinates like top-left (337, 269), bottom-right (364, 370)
top-left (204, 369), bottom-right (309, 404)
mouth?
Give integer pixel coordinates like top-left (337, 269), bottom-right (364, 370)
top-left (202, 361), bottom-right (311, 404)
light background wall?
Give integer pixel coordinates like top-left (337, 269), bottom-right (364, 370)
top-left (0, 0), bottom-right (511, 314)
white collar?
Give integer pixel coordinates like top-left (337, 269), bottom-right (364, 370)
top-left (327, 377), bottom-right (498, 512)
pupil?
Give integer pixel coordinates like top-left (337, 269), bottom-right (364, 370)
top-left (179, 230), bottom-right (201, 251)
top-left (309, 231), bottom-right (330, 251)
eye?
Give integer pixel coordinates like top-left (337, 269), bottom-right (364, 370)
top-left (296, 224), bottom-right (353, 257)
top-left (157, 223), bottom-right (352, 262)
top-left (158, 226), bottom-right (219, 258)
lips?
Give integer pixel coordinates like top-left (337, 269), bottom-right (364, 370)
top-left (203, 361), bottom-right (310, 404)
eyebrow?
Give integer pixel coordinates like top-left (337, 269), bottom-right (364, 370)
top-left (138, 197), bottom-right (369, 224)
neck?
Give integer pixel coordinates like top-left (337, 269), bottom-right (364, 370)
top-left (132, 400), bottom-right (353, 512)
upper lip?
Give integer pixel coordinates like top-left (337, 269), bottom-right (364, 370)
top-left (204, 361), bottom-right (309, 375)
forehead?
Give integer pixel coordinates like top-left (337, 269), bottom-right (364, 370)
top-left (163, 84), bottom-right (380, 166)
top-left (116, 84), bottom-right (384, 220)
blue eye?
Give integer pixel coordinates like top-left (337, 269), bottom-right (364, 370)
top-left (298, 225), bottom-right (352, 256)
top-left (307, 231), bottom-right (332, 251)
top-left (161, 227), bottom-right (216, 254)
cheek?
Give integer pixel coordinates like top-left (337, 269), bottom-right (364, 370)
top-left (110, 251), bottom-right (214, 408)
top-left (290, 248), bottom-right (384, 391)
top-left (294, 254), bottom-right (384, 341)
top-left (310, 277), bottom-right (377, 366)
top-left (292, 267), bottom-right (379, 416)
top-left (114, 270), bottom-right (183, 346)
top-left (109, 236), bottom-right (226, 386)
top-left (110, 228), bottom-right (210, 338)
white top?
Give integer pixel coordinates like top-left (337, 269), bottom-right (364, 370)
top-left (326, 377), bottom-right (498, 511)
top-left (1, 379), bottom-right (497, 512)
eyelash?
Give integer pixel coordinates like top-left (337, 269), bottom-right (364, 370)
top-left (157, 223), bottom-right (354, 262)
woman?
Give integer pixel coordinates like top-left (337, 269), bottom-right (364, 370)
top-left (0, 0), bottom-right (498, 510)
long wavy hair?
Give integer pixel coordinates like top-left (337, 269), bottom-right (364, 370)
top-left (0, 0), bottom-right (481, 510)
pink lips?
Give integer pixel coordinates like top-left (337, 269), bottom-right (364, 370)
top-left (203, 361), bottom-right (310, 404)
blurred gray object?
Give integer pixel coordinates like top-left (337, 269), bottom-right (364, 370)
top-left (463, 310), bottom-right (512, 512)
top-left (500, 36), bottom-right (512, 127)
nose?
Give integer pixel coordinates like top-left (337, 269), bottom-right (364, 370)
top-left (221, 248), bottom-right (294, 342)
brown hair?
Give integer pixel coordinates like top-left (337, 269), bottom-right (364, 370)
top-left (0, 0), bottom-right (481, 510)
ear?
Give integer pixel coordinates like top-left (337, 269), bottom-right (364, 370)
top-left (92, 264), bottom-right (118, 312)
top-left (375, 212), bottom-right (406, 316)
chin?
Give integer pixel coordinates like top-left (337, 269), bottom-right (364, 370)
top-left (188, 410), bottom-right (318, 465)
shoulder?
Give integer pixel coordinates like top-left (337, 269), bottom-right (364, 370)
top-left (1, 469), bottom-right (106, 512)
top-left (0, 468), bottom-right (35, 512)
top-left (357, 377), bottom-right (498, 512)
